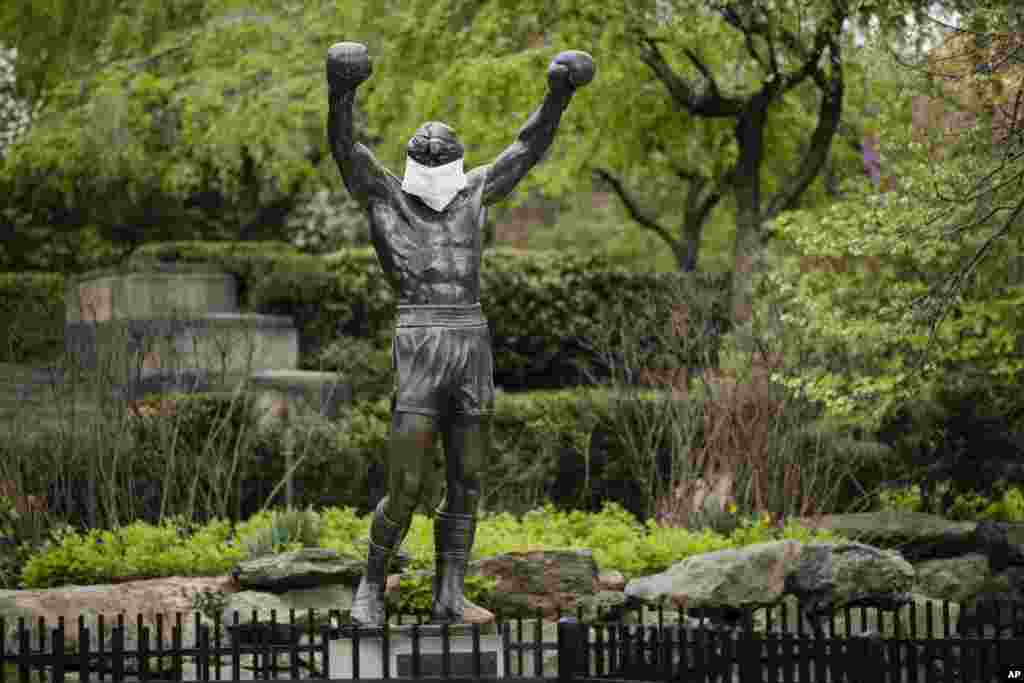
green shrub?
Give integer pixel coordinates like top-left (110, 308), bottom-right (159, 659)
top-left (18, 516), bottom-right (246, 588)
top-left (237, 506), bottom-right (323, 558)
top-left (877, 482), bottom-right (1024, 522)
top-left (15, 500), bottom-right (851, 592)
top-left (877, 484), bottom-right (926, 513)
top-left (315, 335), bottom-right (392, 399)
top-left (948, 485), bottom-right (1024, 522)
top-left (390, 573), bottom-right (499, 617)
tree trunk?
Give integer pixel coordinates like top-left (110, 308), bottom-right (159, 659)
top-left (729, 96), bottom-right (771, 334)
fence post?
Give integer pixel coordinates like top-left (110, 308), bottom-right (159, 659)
top-left (558, 616), bottom-right (588, 683)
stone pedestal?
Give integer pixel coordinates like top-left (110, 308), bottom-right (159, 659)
top-left (328, 624), bottom-right (504, 679)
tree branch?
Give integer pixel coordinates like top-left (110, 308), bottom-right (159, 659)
top-left (716, 5), bottom-right (769, 73)
top-left (682, 47), bottom-right (725, 100)
top-left (635, 34), bottom-right (744, 117)
top-left (911, 194), bottom-right (1024, 375)
top-left (766, 40), bottom-right (844, 219)
top-left (592, 167), bottom-right (679, 248)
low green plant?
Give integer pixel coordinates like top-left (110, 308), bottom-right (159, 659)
top-left (189, 586), bottom-right (232, 622)
top-left (877, 482), bottom-right (1024, 522)
top-left (18, 516), bottom-right (246, 588)
top-left (237, 505), bottom-right (323, 558)
top-left (14, 497), bottom-right (852, 594)
top-left (947, 485), bottom-right (1024, 521)
top-left (315, 335), bottom-right (392, 399)
top-left (390, 573), bottom-right (499, 617)
top-left (877, 483), bottom-right (926, 513)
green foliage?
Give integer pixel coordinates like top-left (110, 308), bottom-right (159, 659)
top-left (878, 483), bottom-right (1024, 522)
top-left (877, 484), bottom-right (925, 513)
top-left (316, 505), bottom-right (371, 557)
top-left (0, 2), bottom-right (376, 272)
top-left (18, 515), bottom-right (246, 588)
top-left (756, 4), bottom-right (1024, 436)
top-left (1, 0), bottom-right (884, 278)
top-left (314, 335), bottom-right (392, 399)
top-left (127, 391), bottom-right (253, 458)
top-left (14, 498), bottom-right (849, 592)
top-left (189, 586), bottom-right (232, 622)
top-left (237, 506), bottom-right (323, 558)
top-left (390, 573), bottom-right (500, 617)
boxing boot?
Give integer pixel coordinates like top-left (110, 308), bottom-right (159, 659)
top-left (430, 510), bottom-right (478, 624)
top-left (350, 497), bottom-right (410, 627)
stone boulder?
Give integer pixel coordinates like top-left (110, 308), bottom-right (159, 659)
top-left (596, 569), bottom-right (626, 591)
top-left (792, 512), bottom-right (1024, 638)
top-left (792, 511), bottom-right (977, 561)
top-left (232, 548), bottom-right (365, 591)
top-left (785, 541), bottom-right (916, 614)
top-left (214, 588), bottom-right (349, 639)
top-left (625, 541), bottom-right (802, 610)
top-left (622, 540), bottom-right (916, 633)
top-left (234, 548), bottom-right (493, 627)
top-left (0, 576), bottom-right (238, 659)
top-left (4, 508), bottom-right (1024, 673)
top-left (912, 553), bottom-right (990, 604)
top-left (975, 520), bottom-right (1024, 570)
top-left (467, 549), bottom-right (600, 621)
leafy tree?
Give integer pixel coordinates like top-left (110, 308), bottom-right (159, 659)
top-left (0, 1), bottom-right (397, 273)
top-left (757, 2), bottom-right (1024, 433)
top-left (355, 0), bottom-right (872, 333)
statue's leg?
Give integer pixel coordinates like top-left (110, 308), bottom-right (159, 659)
top-left (431, 411), bottom-right (490, 623)
top-left (351, 410), bottom-right (438, 627)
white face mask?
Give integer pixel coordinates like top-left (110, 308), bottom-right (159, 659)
top-left (401, 155), bottom-right (467, 211)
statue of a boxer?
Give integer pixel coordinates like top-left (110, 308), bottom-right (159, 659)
top-left (325, 41), bottom-right (594, 626)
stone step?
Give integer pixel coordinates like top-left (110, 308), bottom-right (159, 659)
top-left (66, 313), bottom-right (300, 393)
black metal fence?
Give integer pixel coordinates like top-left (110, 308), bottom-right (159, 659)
top-left (558, 599), bottom-right (1024, 683)
top-left (2, 600), bottom-right (1024, 683)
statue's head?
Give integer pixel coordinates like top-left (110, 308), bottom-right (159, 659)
top-left (407, 121), bottom-right (464, 167)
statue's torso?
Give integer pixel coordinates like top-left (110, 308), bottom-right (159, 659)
top-left (368, 170), bottom-right (487, 306)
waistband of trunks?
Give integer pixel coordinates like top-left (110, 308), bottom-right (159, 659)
top-left (395, 304), bottom-right (487, 328)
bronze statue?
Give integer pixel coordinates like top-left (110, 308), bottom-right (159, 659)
top-left (325, 41), bottom-right (594, 626)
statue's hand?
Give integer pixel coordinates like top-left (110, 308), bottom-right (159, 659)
top-left (327, 42), bottom-right (373, 90)
top-left (548, 50), bottom-right (595, 93)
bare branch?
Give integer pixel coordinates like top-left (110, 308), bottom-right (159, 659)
top-left (634, 33), bottom-right (744, 117)
top-left (716, 5), bottom-right (769, 73)
top-left (766, 40), bottom-right (844, 218)
top-left (682, 47), bottom-right (725, 99)
top-left (592, 167), bottom-right (679, 249)
top-left (777, 22), bottom-right (837, 94)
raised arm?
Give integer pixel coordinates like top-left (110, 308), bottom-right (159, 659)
top-left (326, 42), bottom-right (391, 208)
top-left (481, 50), bottom-right (595, 206)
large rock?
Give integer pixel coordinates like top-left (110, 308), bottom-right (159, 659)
top-left (214, 588), bottom-right (349, 639)
top-left (4, 508), bottom-right (1023, 672)
top-left (912, 553), bottom-right (990, 603)
top-left (785, 541), bottom-right (916, 614)
top-left (468, 550), bottom-right (600, 620)
top-left (975, 520), bottom-right (1024, 570)
top-left (792, 512), bottom-right (978, 561)
top-left (232, 548), bottom-right (366, 591)
top-left (0, 576), bottom-right (237, 658)
top-left (624, 541), bottom-right (802, 610)
top-left (622, 539), bottom-right (917, 636)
